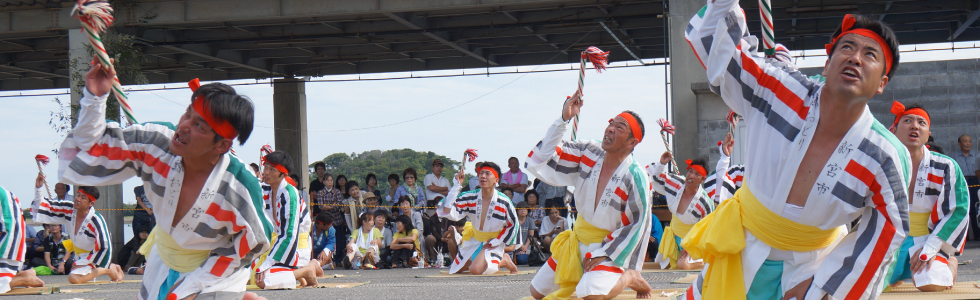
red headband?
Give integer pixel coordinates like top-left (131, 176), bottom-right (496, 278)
top-left (189, 78), bottom-right (239, 140)
top-left (890, 101), bottom-right (929, 128)
top-left (478, 166), bottom-right (499, 180)
top-left (78, 190), bottom-right (96, 202)
top-left (686, 159), bottom-right (707, 178)
top-left (609, 113), bottom-right (643, 143)
top-left (824, 14), bottom-right (893, 76)
top-left (267, 162), bottom-right (297, 187)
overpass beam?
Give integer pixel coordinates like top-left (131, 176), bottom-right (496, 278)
top-left (272, 78), bottom-right (309, 192)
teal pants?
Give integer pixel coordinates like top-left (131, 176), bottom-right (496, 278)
top-left (747, 260), bottom-right (784, 300)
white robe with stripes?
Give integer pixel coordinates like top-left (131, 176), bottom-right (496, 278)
top-left (703, 144), bottom-right (745, 204)
top-left (685, 1), bottom-right (911, 299)
top-left (646, 162), bottom-right (714, 269)
top-left (437, 181), bottom-right (518, 275)
top-left (56, 88), bottom-right (272, 300)
top-left (258, 180), bottom-right (312, 289)
top-left (0, 186), bottom-right (26, 293)
top-left (31, 187), bottom-right (113, 272)
top-left (525, 118), bottom-right (653, 284)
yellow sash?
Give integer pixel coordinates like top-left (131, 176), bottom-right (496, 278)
top-left (62, 239), bottom-right (89, 255)
top-left (681, 187), bottom-right (840, 300)
top-left (545, 216), bottom-right (612, 300)
top-left (141, 226), bottom-right (211, 273)
top-left (658, 218), bottom-right (694, 269)
top-left (909, 212), bottom-right (930, 237)
top-left (461, 222), bottom-right (501, 243)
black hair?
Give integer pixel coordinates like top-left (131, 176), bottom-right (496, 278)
top-left (356, 212), bottom-right (375, 229)
top-left (508, 157), bottom-right (519, 163)
top-left (248, 163), bottom-right (259, 172)
top-left (289, 174), bottom-right (301, 187)
top-left (335, 175), bottom-right (348, 195)
top-left (893, 103), bottom-right (930, 126)
top-left (344, 180), bottom-right (360, 195)
top-left (478, 161), bottom-right (502, 181)
top-left (373, 209), bottom-right (390, 222)
top-left (316, 212), bottom-right (334, 226)
top-left (622, 110), bottom-right (646, 142)
top-left (502, 187), bottom-right (514, 194)
top-left (78, 186), bottom-right (100, 201)
top-left (365, 173), bottom-right (377, 185)
top-left (959, 134), bottom-right (972, 143)
top-left (192, 82), bottom-right (254, 145)
top-left (688, 158), bottom-right (709, 174)
top-left (263, 151), bottom-right (294, 175)
top-left (64, 184), bottom-right (70, 193)
top-left (515, 201), bottom-right (529, 209)
top-left (314, 162), bottom-right (326, 171)
top-left (387, 173), bottom-right (400, 184)
top-left (827, 14), bottom-right (901, 77)
top-left (402, 168), bottom-right (418, 180)
top-left (525, 189), bottom-right (540, 203)
top-left (398, 195), bottom-right (413, 205)
top-left (395, 215), bottom-right (415, 233)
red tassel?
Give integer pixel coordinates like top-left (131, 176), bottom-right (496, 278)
top-left (582, 46), bottom-right (609, 73)
top-left (464, 149), bottom-right (479, 162)
top-left (35, 154), bottom-right (51, 165)
top-left (657, 118), bottom-right (675, 135)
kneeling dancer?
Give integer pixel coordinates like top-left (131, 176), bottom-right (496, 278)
top-left (0, 185), bottom-right (44, 293)
top-left (255, 151), bottom-right (319, 289)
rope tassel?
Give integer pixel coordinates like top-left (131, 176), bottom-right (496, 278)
top-left (657, 118), bottom-right (678, 173)
top-left (571, 46), bottom-right (609, 141)
top-left (72, 0), bottom-right (137, 124)
top-left (35, 154), bottom-right (53, 199)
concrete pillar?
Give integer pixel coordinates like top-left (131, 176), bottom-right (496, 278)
top-left (273, 78), bottom-right (309, 192)
top-left (69, 29), bottom-right (125, 261)
top-left (668, 0), bottom-right (708, 166)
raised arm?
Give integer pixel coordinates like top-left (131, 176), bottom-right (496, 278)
top-left (437, 177), bottom-right (466, 221)
top-left (590, 166), bottom-right (651, 269)
top-left (31, 177), bottom-right (73, 226)
top-left (687, 0), bottom-right (816, 140)
top-left (525, 117), bottom-right (602, 189)
top-left (647, 152), bottom-right (685, 200)
top-left (921, 159), bottom-right (970, 258)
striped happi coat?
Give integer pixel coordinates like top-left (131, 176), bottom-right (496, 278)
top-left (438, 183), bottom-right (518, 275)
top-left (0, 186), bottom-right (26, 265)
top-left (647, 162), bottom-right (715, 225)
top-left (684, 1), bottom-right (911, 299)
top-left (258, 180), bottom-right (312, 273)
top-left (57, 89), bottom-right (272, 300)
top-left (702, 144), bottom-right (745, 204)
top-left (906, 150), bottom-right (969, 260)
top-left (525, 117), bottom-right (652, 272)
top-left (31, 188), bottom-right (112, 270)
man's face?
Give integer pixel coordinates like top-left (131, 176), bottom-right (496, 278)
top-left (261, 163), bottom-right (283, 185)
top-left (74, 191), bottom-right (94, 211)
top-left (821, 34), bottom-right (890, 100)
top-left (960, 136), bottom-right (973, 152)
top-left (315, 166), bottom-right (325, 178)
top-left (602, 116), bottom-right (637, 152)
top-left (432, 164), bottom-right (443, 176)
top-left (172, 106), bottom-right (224, 158)
top-left (508, 159), bottom-right (519, 172)
top-left (54, 183), bottom-right (67, 198)
top-left (316, 222), bottom-right (331, 231)
top-left (685, 169), bottom-right (704, 186)
top-left (374, 216), bottom-right (385, 229)
top-left (893, 115), bottom-right (930, 149)
top-left (478, 169), bottom-right (498, 189)
top-left (49, 224), bottom-right (60, 234)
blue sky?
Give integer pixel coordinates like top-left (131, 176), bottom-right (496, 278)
top-left (2, 42), bottom-right (978, 204)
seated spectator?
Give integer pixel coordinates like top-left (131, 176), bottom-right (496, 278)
top-left (249, 163), bottom-right (261, 179)
top-left (501, 188), bottom-right (514, 201)
top-left (345, 212), bottom-right (381, 270)
top-left (539, 208), bottom-right (566, 251)
top-left (382, 174), bottom-right (400, 211)
top-left (424, 196), bottom-right (447, 266)
top-left (514, 201), bottom-right (537, 265)
top-left (390, 215), bottom-right (421, 268)
top-left (394, 168), bottom-right (426, 211)
top-left (397, 195), bottom-right (425, 260)
top-left (441, 218), bottom-right (468, 265)
top-left (364, 174), bottom-right (381, 199)
top-left (360, 192), bottom-right (381, 216)
top-left (29, 225), bottom-right (49, 268)
top-left (374, 210), bottom-right (393, 268)
top-left (41, 224), bottom-right (69, 275)
top-left (343, 180), bottom-right (363, 230)
top-left (119, 227), bottom-right (149, 274)
top-left (524, 190), bottom-right (545, 228)
top-left (311, 213), bottom-right (336, 271)
top-left (22, 223), bottom-right (37, 269)
top-left (647, 213), bottom-right (664, 263)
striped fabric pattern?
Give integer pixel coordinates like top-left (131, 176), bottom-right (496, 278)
top-left (0, 187), bottom-right (25, 263)
top-left (685, 1), bottom-right (911, 299)
top-left (439, 186), bottom-right (519, 274)
top-left (647, 163), bottom-right (715, 223)
top-left (704, 149), bottom-right (745, 204)
top-left (261, 180), bottom-right (312, 270)
top-left (31, 195), bottom-right (112, 269)
top-left (525, 117), bottom-right (653, 271)
top-left (911, 151), bottom-right (970, 255)
top-left (56, 89), bottom-right (272, 300)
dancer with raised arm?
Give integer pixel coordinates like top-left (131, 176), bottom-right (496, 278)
top-left (647, 153), bottom-right (713, 270)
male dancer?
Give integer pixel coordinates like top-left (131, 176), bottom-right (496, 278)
top-left (0, 186), bottom-right (44, 293)
top-left (647, 155), bottom-right (713, 270)
top-left (705, 134), bottom-right (744, 204)
top-left (31, 176), bottom-right (122, 284)
top-left (57, 57), bottom-right (271, 300)
top-left (886, 102), bottom-right (968, 291)
top-left (255, 151), bottom-right (319, 289)
top-left (526, 95), bottom-right (653, 300)
top-left (683, 2), bottom-right (910, 299)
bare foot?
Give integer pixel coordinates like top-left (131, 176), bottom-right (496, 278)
top-left (626, 270), bottom-right (652, 299)
top-left (10, 270), bottom-right (45, 288)
top-left (108, 264), bottom-right (124, 282)
top-left (242, 292), bottom-right (267, 300)
top-left (312, 259), bottom-right (324, 278)
top-left (295, 264), bottom-right (318, 288)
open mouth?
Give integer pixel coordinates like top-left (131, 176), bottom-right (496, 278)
top-left (909, 132), bottom-right (919, 140)
top-left (841, 66), bottom-right (860, 80)
top-left (603, 135), bottom-right (612, 144)
top-left (173, 132), bottom-right (188, 146)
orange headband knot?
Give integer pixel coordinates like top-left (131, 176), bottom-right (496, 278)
top-left (686, 159), bottom-right (707, 178)
top-left (889, 101), bottom-right (929, 129)
top-left (824, 14), bottom-right (893, 76)
top-left (189, 78), bottom-right (239, 140)
top-left (609, 112), bottom-right (643, 143)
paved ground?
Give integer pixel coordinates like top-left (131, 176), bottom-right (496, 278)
top-left (7, 241), bottom-right (980, 300)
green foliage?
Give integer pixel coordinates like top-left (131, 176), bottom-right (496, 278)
top-left (310, 149), bottom-right (475, 191)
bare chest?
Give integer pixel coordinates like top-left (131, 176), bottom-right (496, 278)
top-left (174, 174), bottom-right (207, 228)
top-left (787, 133), bottom-right (841, 207)
top-left (594, 166), bottom-right (617, 211)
